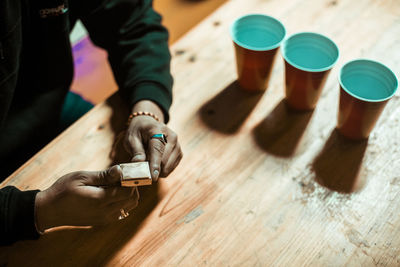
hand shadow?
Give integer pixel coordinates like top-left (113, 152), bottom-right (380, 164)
top-left (102, 93), bottom-right (162, 263)
top-left (252, 100), bottom-right (314, 157)
top-left (106, 93), bottom-right (130, 164)
top-left (312, 129), bottom-right (368, 193)
top-left (199, 81), bottom-right (264, 134)
top-left (1, 183), bottom-right (160, 266)
top-left (92, 184), bottom-right (161, 265)
top-left (0, 93), bottom-right (163, 266)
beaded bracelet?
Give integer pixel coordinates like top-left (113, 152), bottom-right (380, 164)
top-left (127, 111), bottom-right (160, 126)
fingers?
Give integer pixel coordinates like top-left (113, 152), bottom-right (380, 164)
top-left (88, 185), bottom-right (139, 224)
top-left (101, 185), bottom-right (139, 204)
top-left (124, 116), bottom-right (182, 182)
top-left (84, 165), bottom-right (123, 186)
top-left (124, 134), bottom-right (147, 162)
top-left (147, 134), bottom-right (167, 182)
top-left (108, 188), bottom-right (139, 213)
top-left (160, 132), bottom-right (176, 165)
top-left (161, 142), bottom-right (183, 177)
top-left (147, 130), bottom-right (183, 180)
top-left (104, 187), bottom-right (140, 223)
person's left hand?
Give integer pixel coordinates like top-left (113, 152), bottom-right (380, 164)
top-left (123, 101), bottom-right (183, 182)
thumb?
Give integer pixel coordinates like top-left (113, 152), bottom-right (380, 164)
top-left (87, 165), bottom-right (123, 186)
top-left (126, 135), bottom-right (147, 162)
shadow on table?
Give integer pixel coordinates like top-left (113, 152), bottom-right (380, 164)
top-left (105, 94), bottom-right (131, 164)
top-left (0, 183), bottom-right (160, 266)
top-left (0, 94), bottom-right (163, 266)
top-left (101, 94), bottom-right (163, 264)
top-left (252, 100), bottom-right (314, 157)
top-left (199, 81), bottom-right (264, 134)
top-left (312, 129), bottom-right (368, 193)
top-left (10, 95), bottom-right (161, 266)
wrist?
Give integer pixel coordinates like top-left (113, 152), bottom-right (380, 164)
top-left (128, 111), bottom-right (161, 126)
top-left (35, 190), bottom-right (57, 232)
top-left (131, 100), bottom-right (165, 123)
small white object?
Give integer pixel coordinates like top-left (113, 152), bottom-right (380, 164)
top-left (120, 162), bottom-right (152, 187)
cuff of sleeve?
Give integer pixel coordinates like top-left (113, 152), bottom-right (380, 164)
top-left (10, 188), bottom-right (41, 242)
top-left (122, 82), bottom-right (172, 123)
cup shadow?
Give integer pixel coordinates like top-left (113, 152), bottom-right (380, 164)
top-left (312, 129), bottom-right (368, 193)
top-left (199, 81), bottom-right (264, 134)
top-left (252, 100), bottom-right (314, 157)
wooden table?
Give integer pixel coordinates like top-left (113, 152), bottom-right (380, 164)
top-left (1, 0), bottom-right (400, 265)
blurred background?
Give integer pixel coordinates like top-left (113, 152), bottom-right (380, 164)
top-left (70, 0), bottom-right (227, 104)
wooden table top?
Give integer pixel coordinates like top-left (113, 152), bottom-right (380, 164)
top-left (1, 0), bottom-right (400, 265)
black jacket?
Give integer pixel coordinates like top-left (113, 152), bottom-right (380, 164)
top-left (0, 0), bottom-right (172, 245)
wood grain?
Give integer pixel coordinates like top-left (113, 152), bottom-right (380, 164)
top-left (2, 0), bottom-right (400, 266)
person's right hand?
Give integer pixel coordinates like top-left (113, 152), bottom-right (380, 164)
top-left (34, 165), bottom-right (139, 232)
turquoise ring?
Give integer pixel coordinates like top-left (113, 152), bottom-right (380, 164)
top-left (151, 133), bottom-right (167, 144)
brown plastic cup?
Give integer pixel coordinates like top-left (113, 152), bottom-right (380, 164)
top-left (337, 59), bottom-right (398, 139)
top-left (282, 32), bottom-right (339, 110)
top-left (230, 14), bottom-right (286, 92)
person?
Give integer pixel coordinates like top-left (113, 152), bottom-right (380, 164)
top-left (0, 0), bottom-right (182, 245)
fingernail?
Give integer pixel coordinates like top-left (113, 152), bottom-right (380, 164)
top-left (131, 154), bottom-right (145, 162)
top-left (153, 170), bottom-right (159, 180)
top-left (115, 165), bottom-right (123, 179)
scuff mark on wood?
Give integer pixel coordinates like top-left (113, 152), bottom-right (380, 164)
top-left (177, 206), bottom-right (204, 224)
top-left (175, 49), bottom-right (186, 56)
top-left (346, 229), bottom-right (370, 248)
top-left (189, 55), bottom-right (197, 62)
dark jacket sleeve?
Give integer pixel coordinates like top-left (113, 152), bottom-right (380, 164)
top-left (79, 0), bottom-right (173, 122)
top-left (0, 186), bottom-right (40, 246)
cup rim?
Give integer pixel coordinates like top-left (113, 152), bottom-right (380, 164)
top-left (338, 58), bottom-right (399, 103)
top-left (281, 32), bottom-right (340, 72)
top-left (230, 14), bottom-right (286, 51)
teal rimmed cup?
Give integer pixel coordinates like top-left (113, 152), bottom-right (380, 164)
top-left (230, 14), bottom-right (286, 91)
top-left (282, 32), bottom-right (339, 110)
top-left (337, 59), bottom-right (398, 139)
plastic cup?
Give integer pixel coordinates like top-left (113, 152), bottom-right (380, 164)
top-left (282, 32), bottom-right (339, 110)
top-left (337, 59), bottom-right (398, 139)
top-left (230, 14), bottom-right (286, 92)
